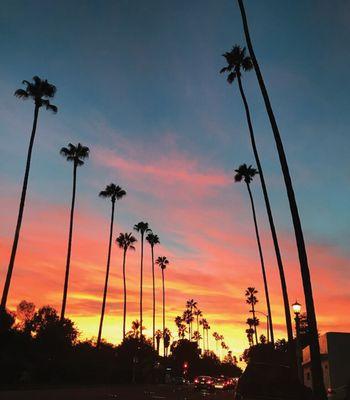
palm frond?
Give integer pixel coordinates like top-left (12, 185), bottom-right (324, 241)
top-left (14, 89), bottom-right (28, 99)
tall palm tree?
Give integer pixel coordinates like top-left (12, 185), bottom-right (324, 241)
top-left (60, 143), bottom-right (90, 320)
top-left (194, 309), bottom-right (203, 348)
top-left (116, 232), bottom-right (137, 340)
top-left (1, 76), bottom-right (57, 311)
top-left (221, 45), bottom-right (291, 345)
top-left (156, 255), bottom-right (169, 357)
top-left (200, 318), bottom-right (207, 352)
top-left (133, 221), bottom-right (151, 339)
top-left (182, 309), bottom-right (194, 340)
top-left (155, 329), bottom-right (162, 354)
top-left (146, 232), bottom-right (160, 348)
top-left (236, 2), bottom-right (326, 398)
top-left (234, 164), bottom-right (274, 342)
top-left (186, 299), bottom-right (197, 339)
top-left (245, 287), bottom-right (259, 344)
top-left (96, 184), bottom-right (126, 348)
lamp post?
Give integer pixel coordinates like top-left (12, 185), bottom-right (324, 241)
top-left (250, 310), bottom-right (270, 343)
top-left (292, 301), bottom-right (303, 383)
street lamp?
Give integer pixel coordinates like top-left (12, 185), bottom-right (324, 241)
top-left (292, 300), bottom-right (303, 383)
top-left (292, 301), bottom-right (301, 315)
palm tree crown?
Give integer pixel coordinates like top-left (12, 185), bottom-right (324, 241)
top-left (116, 233), bottom-right (137, 251)
top-left (99, 184), bottom-right (126, 203)
top-left (220, 45), bottom-right (253, 84)
top-left (60, 143), bottom-right (90, 166)
top-left (133, 221), bottom-right (151, 235)
top-left (146, 232), bottom-right (160, 247)
top-left (15, 76), bottom-right (58, 112)
top-left (234, 164), bottom-right (258, 184)
top-left (245, 287), bottom-right (258, 305)
top-left (156, 256), bottom-right (169, 270)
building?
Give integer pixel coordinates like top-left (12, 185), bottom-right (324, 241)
top-left (302, 332), bottom-right (350, 393)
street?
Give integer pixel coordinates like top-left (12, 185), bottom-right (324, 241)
top-left (0, 384), bottom-right (234, 400)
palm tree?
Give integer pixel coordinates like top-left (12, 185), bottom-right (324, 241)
top-left (96, 184), bottom-right (126, 348)
top-left (60, 143), bottom-right (89, 320)
top-left (234, 164), bottom-right (274, 342)
top-left (174, 315), bottom-right (185, 339)
top-left (186, 299), bottom-right (197, 339)
top-left (236, 2), bottom-right (326, 398)
top-left (127, 319), bottom-right (144, 339)
top-left (146, 232), bottom-right (160, 348)
top-left (182, 309), bottom-right (194, 340)
top-left (194, 309), bottom-right (203, 348)
top-left (133, 221), bottom-right (151, 339)
top-left (221, 45), bottom-right (291, 345)
top-left (192, 330), bottom-right (202, 343)
top-left (156, 255), bottom-right (169, 357)
top-left (116, 232), bottom-right (137, 340)
top-left (245, 287), bottom-right (259, 344)
top-left (200, 318), bottom-right (208, 353)
top-left (1, 77), bottom-right (57, 311)
top-left (213, 332), bottom-right (220, 353)
top-left (163, 327), bottom-right (171, 357)
top-left (155, 329), bottom-right (162, 354)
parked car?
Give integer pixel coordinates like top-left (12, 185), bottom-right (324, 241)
top-left (327, 384), bottom-right (350, 400)
top-left (194, 375), bottom-right (214, 390)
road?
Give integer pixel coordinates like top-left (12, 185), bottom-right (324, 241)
top-left (0, 384), bottom-right (234, 400)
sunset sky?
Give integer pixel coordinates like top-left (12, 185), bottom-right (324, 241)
top-left (0, 0), bottom-right (349, 357)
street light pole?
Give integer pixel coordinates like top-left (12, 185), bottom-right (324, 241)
top-left (250, 310), bottom-right (269, 343)
top-left (292, 301), bottom-right (303, 383)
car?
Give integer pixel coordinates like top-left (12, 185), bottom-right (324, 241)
top-left (214, 376), bottom-right (236, 390)
top-left (327, 385), bottom-right (350, 400)
top-left (194, 375), bottom-right (214, 390)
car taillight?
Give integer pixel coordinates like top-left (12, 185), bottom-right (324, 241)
top-left (194, 378), bottom-right (199, 383)
top-left (207, 379), bottom-right (212, 384)
top-left (327, 388), bottom-right (335, 394)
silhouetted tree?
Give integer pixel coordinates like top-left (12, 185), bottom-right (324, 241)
top-left (245, 287), bottom-right (259, 344)
top-left (97, 184), bottom-right (126, 348)
top-left (1, 77), bottom-right (57, 311)
top-left (155, 329), bottom-right (162, 355)
top-left (126, 320), bottom-right (145, 339)
top-left (236, 2), bottom-right (326, 397)
top-left (116, 233), bottom-right (137, 339)
top-left (235, 164), bottom-right (274, 343)
top-left (60, 143), bottom-right (89, 320)
top-left (146, 232), bottom-right (160, 348)
top-left (182, 309), bottom-right (194, 340)
top-left (186, 299), bottom-right (197, 339)
top-left (156, 255), bottom-right (169, 356)
top-left (133, 222), bottom-right (151, 339)
top-left (221, 45), bottom-right (292, 344)
top-left (175, 315), bottom-right (187, 339)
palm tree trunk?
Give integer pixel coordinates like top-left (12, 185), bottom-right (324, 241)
top-left (151, 245), bottom-right (155, 348)
top-left (162, 268), bottom-right (165, 357)
top-left (61, 161), bottom-right (77, 320)
top-left (245, 182), bottom-right (274, 344)
top-left (251, 301), bottom-right (258, 344)
top-left (140, 233), bottom-right (144, 339)
top-left (237, 73), bottom-right (293, 345)
top-left (97, 200), bottom-right (115, 347)
top-left (237, 2), bottom-right (326, 398)
top-left (1, 105), bottom-right (40, 311)
top-left (202, 326), bottom-right (206, 352)
top-left (122, 248), bottom-right (127, 340)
